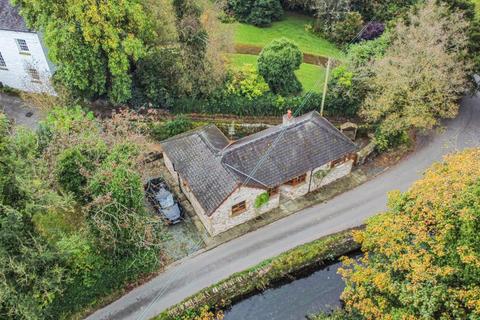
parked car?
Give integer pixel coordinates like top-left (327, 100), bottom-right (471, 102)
top-left (145, 178), bottom-right (182, 224)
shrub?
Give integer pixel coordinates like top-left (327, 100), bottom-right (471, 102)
top-left (329, 12), bottom-right (364, 46)
top-left (132, 47), bottom-right (184, 108)
top-left (258, 38), bottom-right (303, 95)
top-left (226, 64), bottom-right (270, 100)
top-left (373, 127), bottom-right (410, 151)
top-left (360, 21), bottom-right (385, 40)
top-left (227, 0), bottom-right (283, 27)
top-left (347, 31), bottom-right (391, 69)
top-left (325, 65), bottom-right (366, 117)
top-left (171, 89), bottom-right (324, 117)
top-left (150, 116), bottom-right (194, 141)
top-left (254, 192), bottom-right (270, 208)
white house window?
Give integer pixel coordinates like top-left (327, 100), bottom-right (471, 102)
top-left (0, 52), bottom-right (6, 69)
top-left (27, 68), bottom-right (41, 82)
top-left (16, 39), bottom-right (29, 52)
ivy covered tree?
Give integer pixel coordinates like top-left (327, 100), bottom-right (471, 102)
top-left (337, 148), bottom-right (480, 319)
top-left (361, 0), bottom-right (472, 146)
top-left (12, 0), bottom-right (158, 104)
top-left (258, 38), bottom-right (303, 95)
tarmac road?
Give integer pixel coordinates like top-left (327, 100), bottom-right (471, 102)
top-left (87, 93), bottom-right (480, 320)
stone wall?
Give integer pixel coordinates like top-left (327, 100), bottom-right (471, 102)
top-left (209, 186), bottom-right (280, 236)
top-left (310, 160), bottom-right (354, 191)
top-left (279, 172), bottom-right (312, 200)
top-left (163, 154), bottom-right (178, 181)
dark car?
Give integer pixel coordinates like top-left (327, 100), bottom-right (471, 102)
top-left (145, 178), bottom-right (182, 224)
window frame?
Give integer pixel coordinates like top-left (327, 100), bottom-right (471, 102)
top-left (231, 201), bottom-right (247, 216)
top-left (16, 39), bottom-right (30, 53)
top-left (0, 52), bottom-right (6, 69)
top-left (27, 67), bottom-right (41, 82)
top-left (267, 186), bottom-right (279, 197)
top-left (286, 173), bottom-right (307, 187)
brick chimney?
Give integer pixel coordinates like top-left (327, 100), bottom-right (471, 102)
top-left (282, 109), bottom-right (293, 125)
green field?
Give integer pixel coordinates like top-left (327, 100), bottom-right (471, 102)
top-left (233, 12), bottom-right (343, 59)
top-left (474, 0), bottom-right (480, 16)
top-left (228, 53), bottom-right (326, 93)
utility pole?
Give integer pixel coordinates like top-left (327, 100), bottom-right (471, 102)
top-left (320, 57), bottom-right (332, 117)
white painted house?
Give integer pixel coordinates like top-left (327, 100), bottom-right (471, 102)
top-left (162, 111), bottom-right (359, 236)
top-left (0, 0), bottom-right (54, 93)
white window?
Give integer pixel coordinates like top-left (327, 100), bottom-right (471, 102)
top-left (0, 52), bottom-right (6, 69)
top-left (16, 39), bottom-right (29, 52)
top-left (27, 68), bottom-right (41, 82)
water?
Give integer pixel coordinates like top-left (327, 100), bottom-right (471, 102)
top-left (224, 253), bottom-right (361, 320)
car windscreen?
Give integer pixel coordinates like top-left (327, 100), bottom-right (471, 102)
top-left (155, 191), bottom-right (175, 208)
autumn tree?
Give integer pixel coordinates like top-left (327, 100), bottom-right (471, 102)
top-left (338, 148), bottom-right (480, 319)
top-left (361, 0), bottom-right (472, 145)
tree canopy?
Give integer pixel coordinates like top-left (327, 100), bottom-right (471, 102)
top-left (0, 108), bottom-right (164, 319)
top-left (337, 148), bottom-right (480, 319)
top-left (258, 37), bottom-right (303, 95)
top-left (360, 0), bottom-right (472, 142)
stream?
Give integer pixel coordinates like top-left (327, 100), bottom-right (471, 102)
top-left (224, 252), bottom-right (362, 320)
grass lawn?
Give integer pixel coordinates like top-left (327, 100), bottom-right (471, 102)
top-left (233, 12), bottom-right (343, 59)
top-left (474, 0), bottom-right (480, 16)
top-left (228, 53), bottom-right (326, 93)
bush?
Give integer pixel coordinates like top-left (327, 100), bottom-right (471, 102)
top-left (132, 47), bottom-right (184, 108)
top-left (254, 192), bottom-right (270, 208)
top-left (325, 66), bottom-right (363, 117)
top-left (172, 89), bottom-right (324, 117)
top-left (227, 0), bottom-right (283, 27)
top-left (347, 31), bottom-right (391, 69)
top-left (150, 116), bottom-right (194, 141)
top-left (258, 38), bottom-right (303, 95)
top-left (226, 64), bottom-right (270, 100)
top-left (329, 12), bottom-right (364, 46)
top-left (373, 127), bottom-right (410, 151)
top-left (360, 21), bottom-right (385, 40)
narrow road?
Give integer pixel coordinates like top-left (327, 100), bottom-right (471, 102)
top-left (0, 93), bottom-right (44, 129)
top-left (88, 94), bottom-right (480, 320)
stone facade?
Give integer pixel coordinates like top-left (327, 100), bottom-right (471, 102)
top-left (208, 186), bottom-right (280, 236)
top-left (164, 152), bottom-right (354, 237)
top-left (310, 160), bottom-right (355, 191)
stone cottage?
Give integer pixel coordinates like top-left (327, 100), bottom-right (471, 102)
top-left (161, 111), bottom-right (358, 236)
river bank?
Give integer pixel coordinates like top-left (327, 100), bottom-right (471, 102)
top-left (154, 228), bottom-right (362, 320)
top-left (224, 251), bottom-right (362, 320)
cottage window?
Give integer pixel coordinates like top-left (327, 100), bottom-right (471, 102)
top-left (267, 186), bottom-right (279, 196)
top-left (0, 52), bottom-right (6, 69)
top-left (27, 68), bottom-right (41, 82)
top-left (330, 155), bottom-right (349, 168)
top-left (286, 173), bottom-right (307, 186)
top-left (16, 39), bottom-right (29, 52)
top-left (231, 201), bottom-right (247, 216)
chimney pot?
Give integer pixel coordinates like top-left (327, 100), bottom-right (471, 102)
top-left (283, 109), bottom-right (294, 125)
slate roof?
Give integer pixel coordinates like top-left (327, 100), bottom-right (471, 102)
top-left (222, 112), bottom-right (358, 187)
top-left (0, 0), bottom-right (30, 32)
top-left (161, 111), bottom-right (358, 216)
top-left (161, 125), bottom-right (239, 216)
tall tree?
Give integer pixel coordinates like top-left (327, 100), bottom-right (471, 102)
top-left (361, 0), bottom-right (472, 139)
top-left (338, 148), bottom-right (480, 319)
top-left (13, 0), bottom-right (156, 103)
